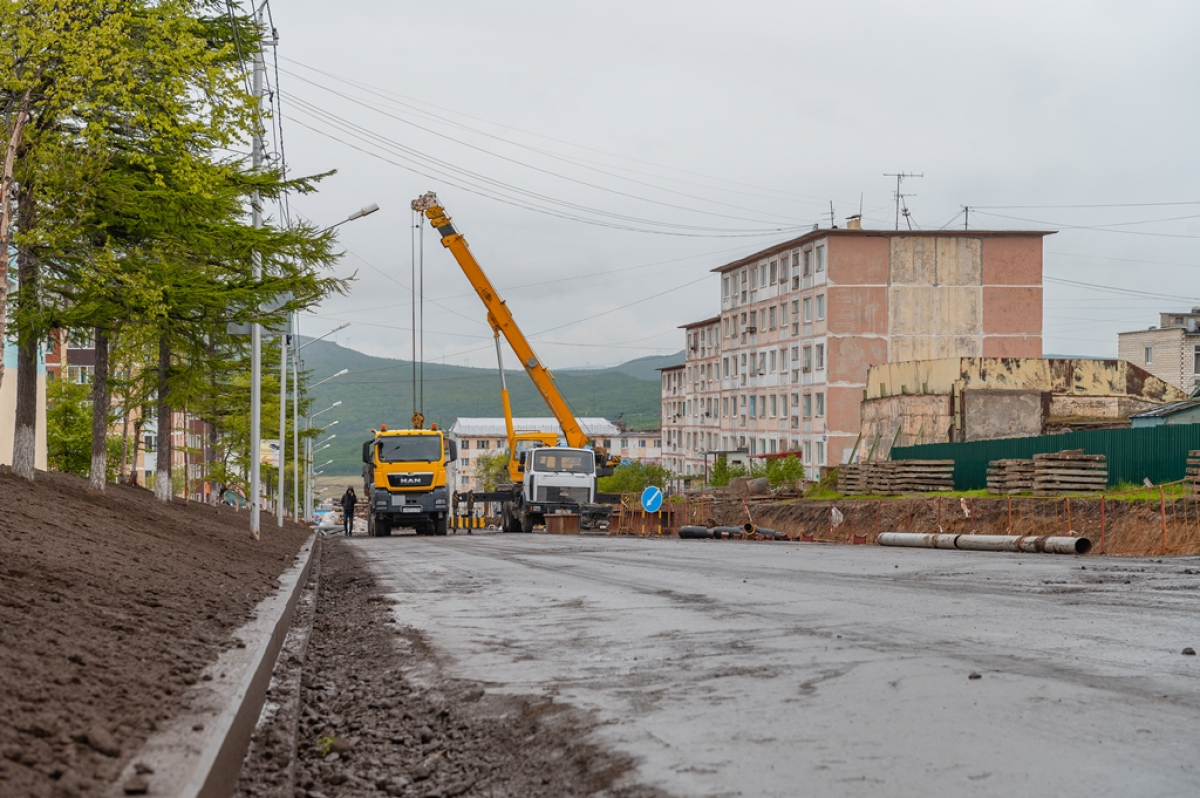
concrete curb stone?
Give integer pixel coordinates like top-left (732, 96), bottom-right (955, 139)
top-left (110, 533), bottom-right (320, 797)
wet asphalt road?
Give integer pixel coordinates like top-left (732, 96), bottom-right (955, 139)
top-left (354, 534), bottom-right (1200, 798)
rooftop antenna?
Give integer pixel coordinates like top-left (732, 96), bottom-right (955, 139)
top-left (825, 201), bottom-right (837, 228)
top-left (884, 172), bottom-right (923, 230)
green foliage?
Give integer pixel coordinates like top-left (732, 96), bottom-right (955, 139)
top-left (598, 461), bottom-right (673, 494)
top-left (708, 456), bottom-right (745, 487)
top-left (470, 450), bottom-right (509, 491)
top-left (46, 379), bottom-right (92, 476)
top-left (764, 455), bottom-right (805, 487)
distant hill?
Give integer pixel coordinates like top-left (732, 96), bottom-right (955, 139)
top-left (561, 351), bottom-right (685, 381)
top-left (298, 340), bottom-right (663, 476)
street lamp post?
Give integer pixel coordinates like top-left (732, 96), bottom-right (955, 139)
top-left (285, 322), bottom-right (350, 524)
top-left (302, 387), bottom-right (344, 521)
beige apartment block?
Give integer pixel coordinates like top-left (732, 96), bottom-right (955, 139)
top-left (1117, 310), bottom-right (1200, 394)
top-left (663, 226), bottom-right (1049, 480)
top-left (661, 317), bottom-right (721, 478)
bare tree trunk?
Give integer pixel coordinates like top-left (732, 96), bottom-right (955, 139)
top-left (89, 327), bottom-right (109, 490)
top-left (11, 186), bottom-right (38, 480)
top-left (119, 403), bottom-right (130, 483)
top-left (0, 89), bottom-right (32, 395)
top-left (154, 337), bottom-right (172, 501)
top-left (129, 414), bottom-right (144, 486)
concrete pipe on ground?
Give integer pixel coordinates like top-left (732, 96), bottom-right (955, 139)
top-left (877, 532), bottom-right (1092, 555)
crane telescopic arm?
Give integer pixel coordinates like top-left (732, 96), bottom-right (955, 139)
top-left (412, 192), bottom-right (613, 465)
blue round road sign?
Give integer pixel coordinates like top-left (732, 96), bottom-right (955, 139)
top-left (641, 485), bottom-right (663, 513)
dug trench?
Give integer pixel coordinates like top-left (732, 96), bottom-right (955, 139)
top-left (235, 539), bottom-right (674, 798)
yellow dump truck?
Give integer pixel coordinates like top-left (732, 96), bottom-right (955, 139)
top-left (361, 425), bottom-right (457, 536)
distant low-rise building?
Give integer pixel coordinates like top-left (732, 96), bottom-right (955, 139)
top-left (1118, 309), bottom-right (1200, 393)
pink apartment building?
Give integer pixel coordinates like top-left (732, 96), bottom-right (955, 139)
top-left (662, 226), bottom-right (1049, 480)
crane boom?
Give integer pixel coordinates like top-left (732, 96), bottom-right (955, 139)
top-left (412, 192), bottom-right (606, 459)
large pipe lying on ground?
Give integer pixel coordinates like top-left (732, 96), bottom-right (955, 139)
top-left (878, 532), bottom-right (1091, 555)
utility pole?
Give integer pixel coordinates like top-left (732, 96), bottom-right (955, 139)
top-left (884, 172), bottom-right (923, 230)
top-left (963, 205), bottom-right (970, 230)
top-left (249, 23), bottom-right (265, 540)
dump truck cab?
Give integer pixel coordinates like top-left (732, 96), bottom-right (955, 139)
top-left (362, 426), bottom-right (456, 537)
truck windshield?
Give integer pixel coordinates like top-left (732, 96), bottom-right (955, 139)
top-left (530, 450), bottom-right (594, 474)
top-left (378, 436), bottom-right (442, 463)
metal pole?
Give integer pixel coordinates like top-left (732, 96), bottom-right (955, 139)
top-left (277, 325), bottom-right (287, 525)
top-left (248, 33), bottom-right (264, 540)
top-left (292, 315), bottom-right (300, 522)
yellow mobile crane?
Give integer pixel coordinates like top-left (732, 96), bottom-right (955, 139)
top-left (412, 191), bottom-right (618, 533)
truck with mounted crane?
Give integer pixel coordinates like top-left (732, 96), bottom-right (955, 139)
top-left (411, 191), bottom-right (619, 533)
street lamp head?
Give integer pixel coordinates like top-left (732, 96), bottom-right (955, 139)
top-left (331, 401), bottom-right (342, 408)
top-left (348, 203), bottom-right (380, 221)
top-left (333, 368), bottom-right (348, 377)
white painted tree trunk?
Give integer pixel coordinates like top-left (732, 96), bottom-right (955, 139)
top-left (154, 337), bottom-right (172, 502)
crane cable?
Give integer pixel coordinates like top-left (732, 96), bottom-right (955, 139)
top-left (410, 209), bottom-right (420, 427)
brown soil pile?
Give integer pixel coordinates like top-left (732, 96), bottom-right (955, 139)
top-left (0, 466), bottom-right (310, 798)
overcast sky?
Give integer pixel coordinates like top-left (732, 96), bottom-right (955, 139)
top-left (263, 0), bottom-right (1200, 376)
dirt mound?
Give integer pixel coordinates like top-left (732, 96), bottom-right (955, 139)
top-left (0, 466), bottom-right (309, 797)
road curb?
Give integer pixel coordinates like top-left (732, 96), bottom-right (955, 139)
top-left (110, 533), bottom-right (320, 797)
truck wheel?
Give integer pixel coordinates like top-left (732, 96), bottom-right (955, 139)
top-left (434, 516), bottom-right (448, 536)
top-left (377, 518), bottom-right (392, 537)
top-left (521, 513), bottom-right (534, 534)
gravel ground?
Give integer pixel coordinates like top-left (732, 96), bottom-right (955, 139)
top-left (236, 537), bottom-right (675, 798)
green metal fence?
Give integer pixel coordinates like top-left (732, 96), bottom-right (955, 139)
top-left (890, 425), bottom-right (1200, 491)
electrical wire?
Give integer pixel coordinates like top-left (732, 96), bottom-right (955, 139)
top-left (283, 96), bottom-right (812, 235)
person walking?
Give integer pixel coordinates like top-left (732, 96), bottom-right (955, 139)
top-left (339, 487), bottom-right (358, 537)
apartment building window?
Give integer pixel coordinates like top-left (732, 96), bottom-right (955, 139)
top-left (791, 300), bottom-right (800, 333)
top-left (816, 294), bottom-right (825, 320)
top-left (803, 298), bottom-right (812, 322)
top-left (1194, 345), bottom-right (1200, 374)
top-left (803, 346), bottom-right (812, 370)
top-left (804, 394), bottom-right (812, 417)
top-left (1145, 347), bottom-right (1153, 364)
top-left (816, 343), bottom-right (825, 370)
top-left (740, 353), bottom-right (748, 372)
top-left (747, 395), bottom-right (755, 417)
top-left (740, 270), bottom-right (748, 300)
top-left (759, 395), bottom-right (767, 418)
top-left (460, 458), bottom-right (470, 467)
top-left (770, 395), bottom-right (777, 417)
top-left (722, 397), bottom-right (729, 416)
top-left (803, 441), bottom-right (811, 462)
top-left (722, 275), bottom-right (729, 298)
top-left (780, 394), bottom-right (788, 415)
top-left (816, 246), bottom-right (826, 272)
top-left (769, 306), bottom-right (777, 330)
top-left (803, 249), bottom-right (813, 277)
top-left (816, 392), bottom-right (825, 416)
top-left (779, 347), bottom-right (788, 368)
top-left (780, 303), bottom-right (788, 328)
top-left (461, 439), bottom-right (470, 450)
top-left (816, 441), bottom-right (825, 465)
top-left (758, 352), bottom-right (766, 373)
top-left (770, 260), bottom-right (778, 284)
top-left (760, 264), bottom-right (768, 287)
top-left (723, 357), bottom-right (729, 377)
top-left (639, 439), bottom-right (646, 449)
top-left (481, 439), bottom-right (492, 449)
top-left (769, 350), bottom-right (777, 372)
